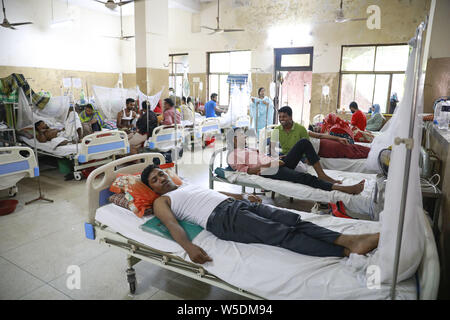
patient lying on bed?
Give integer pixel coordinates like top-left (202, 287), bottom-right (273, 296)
top-left (228, 128), bottom-right (365, 195)
top-left (141, 165), bottom-right (380, 265)
top-left (35, 120), bottom-right (70, 147)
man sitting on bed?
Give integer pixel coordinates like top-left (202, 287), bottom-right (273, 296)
top-left (228, 128), bottom-right (365, 195)
top-left (274, 106), bottom-right (370, 159)
top-left (141, 165), bottom-right (380, 265)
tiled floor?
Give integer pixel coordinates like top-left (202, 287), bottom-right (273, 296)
top-left (0, 143), bottom-right (316, 300)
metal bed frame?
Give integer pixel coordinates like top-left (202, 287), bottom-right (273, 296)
top-left (20, 130), bottom-right (130, 181)
top-left (85, 153), bottom-right (439, 300)
top-left (85, 153), bottom-right (263, 299)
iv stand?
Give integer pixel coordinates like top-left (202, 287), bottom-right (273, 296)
top-left (25, 78), bottom-right (54, 205)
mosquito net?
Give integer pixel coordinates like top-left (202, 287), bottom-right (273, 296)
top-left (17, 88), bottom-right (71, 130)
top-left (137, 87), bottom-right (164, 112)
top-left (92, 85), bottom-right (164, 120)
top-left (366, 35), bottom-right (425, 284)
top-left (92, 85), bottom-right (139, 120)
top-left (220, 84), bottom-right (250, 127)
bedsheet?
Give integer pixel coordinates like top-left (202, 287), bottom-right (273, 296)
top-left (19, 136), bottom-right (80, 157)
top-left (95, 204), bottom-right (417, 300)
top-left (224, 168), bottom-right (377, 218)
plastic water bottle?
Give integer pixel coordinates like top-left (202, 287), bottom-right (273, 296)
top-left (434, 101), bottom-right (450, 131)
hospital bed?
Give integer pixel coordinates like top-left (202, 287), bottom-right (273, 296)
top-left (85, 153), bottom-right (439, 300)
top-left (259, 126), bottom-right (377, 174)
top-left (210, 147), bottom-right (380, 220)
top-left (0, 146), bottom-right (39, 197)
top-left (145, 125), bottom-right (189, 154)
top-left (19, 130), bottom-right (130, 181)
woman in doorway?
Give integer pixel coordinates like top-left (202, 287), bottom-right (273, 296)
top-left (250, 87), bottom-right (274, 136)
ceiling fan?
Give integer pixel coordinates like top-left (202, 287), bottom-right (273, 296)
top-left (1, 0), bottom-right (33, 30)
top-left (93, 0), bottom-right (137, 11)
top-left (201, 0), bottom-right (245, 35)
top-left (103, 6), bottom-right (134, 41)
top-left (321, 0), bottom-right (368, 24)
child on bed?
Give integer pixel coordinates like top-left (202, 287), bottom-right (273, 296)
top-left (141, 164), bottom-right (380, 265)
top-left (228, 128), bottom-right (365, 195)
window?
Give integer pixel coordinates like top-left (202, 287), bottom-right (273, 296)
top-left (275, 47), bottom-right (314, 71)
top-left (338, 44), bottom-right (410, 113)
top-left (208, 51), bottom-right (251, 107)
top-left (169, 54), bottom-right (189, 99)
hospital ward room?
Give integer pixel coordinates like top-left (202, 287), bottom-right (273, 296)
top-left (1, 0), bottom-right (450, 306)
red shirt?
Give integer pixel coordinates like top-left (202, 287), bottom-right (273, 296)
top-left (351, 110), bottom-right (367, 131)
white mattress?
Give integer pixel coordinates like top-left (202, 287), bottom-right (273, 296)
top-left (95, 204), bottom-right (417, 300)
top-left (20, 136), bottom-right (80, 157)
top-left (224, 169), bottom-right (377, 218)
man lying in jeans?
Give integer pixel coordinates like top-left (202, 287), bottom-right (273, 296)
top-left (141, 165), bottom-right (379, 264)
top-left (228, 128), bottom-right (365, 195)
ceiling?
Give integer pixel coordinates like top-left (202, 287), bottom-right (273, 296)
top-left (60, 0), bottom-right (203, 16)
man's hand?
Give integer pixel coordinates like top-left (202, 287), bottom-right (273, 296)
top-left (244, 194), bottom-right (262, 204)
top-left (247, 167), bottom-right (261, 175)
top-left (337, 137), bottom-right (349, 145)
top-left (186, 244), bottom-right (213, 265)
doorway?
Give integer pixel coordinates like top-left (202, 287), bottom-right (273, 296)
top-left (274, 47), bottom-right (314, 127)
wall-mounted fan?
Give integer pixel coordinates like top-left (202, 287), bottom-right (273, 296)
top-left (201, 0), bottom-right (245, 35)
top-left (1, 0), bottom-right (32, 30)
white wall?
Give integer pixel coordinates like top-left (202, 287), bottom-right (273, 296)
top-left (0, 0), bottom-right (132, 73)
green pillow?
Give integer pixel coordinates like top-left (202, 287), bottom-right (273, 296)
top-left (140, 217), bottom-right (204, 242)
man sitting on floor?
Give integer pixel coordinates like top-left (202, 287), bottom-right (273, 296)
top-left (141, 165), bottom-right (379, 264)
top-left (228, 128), bottom-right (365, 195)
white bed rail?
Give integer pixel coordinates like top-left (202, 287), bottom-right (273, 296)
top-left (77, 130), bottom-right (130, 164)
top-left (86, 153), bottom-right (165, 225)
top-left (0, 146), bottom-right (39, 180)
top-left (145, 125), bottom-right (185, 152)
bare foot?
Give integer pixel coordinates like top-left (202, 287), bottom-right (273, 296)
top-left (319, 174), bottom-right (343, 185)
top-left (333, 180), bottom-right (365, 195)
top-left (348, 234), bottom-right (380, 255)
top-left (335, 233), bottom-right (380, 256)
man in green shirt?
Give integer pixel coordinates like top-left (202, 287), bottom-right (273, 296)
top-left (272, 106), bottom-right (349, 155)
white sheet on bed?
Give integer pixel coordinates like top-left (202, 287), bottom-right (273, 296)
top-left (224, 169), bottom-right (377, 218)
top-left (319, 158), bottom-right (376, 174)
top-left (20, 136), bottom-right (80, 157)
top-left (95, 204), bottom-right (416, 300)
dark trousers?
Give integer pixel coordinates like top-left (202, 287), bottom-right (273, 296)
top-left (261, 139), bottom-right (333, 191)
top-left (207, 199), bottom-right (345, 257)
